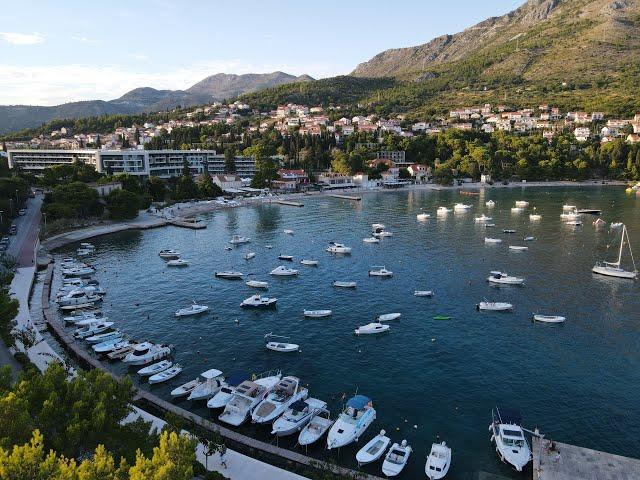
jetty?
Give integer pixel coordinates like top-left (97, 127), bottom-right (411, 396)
top-left (167, 217), bottom-right (206, 229)
top-left (273, 200), bottom-right (304, 207)
top-left (328, 193), bottom-right (362, 201)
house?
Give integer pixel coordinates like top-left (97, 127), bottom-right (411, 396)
top-left (480, 173), bottom-right (492, 184)
top-left (626, 134), bottom-right (640, 144)
top-left (407, 164), bottom-right (430, 183)
top-left (574, 127), bottom-right (591, 142)
top-left (317, 172), bottom-right (354, 189)
top-left (88, 182), bottom-right (121, 197)
top-left (213, 174), bottom-right (242, 191)
top-left (480, 123), bottom-right (495, 133)
top-left (272, 169), bottom-right (308, 191)
top-left (412, 122), bottom-right (429, 132)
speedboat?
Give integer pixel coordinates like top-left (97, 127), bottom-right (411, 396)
top-left (416, 213), bottom-right (431, 221)
top-left (92, 337), bottom-right (128, 353)
top-left (326, 242), bottom-right (352, 254)
top-left (475, 214), bottom-right (492, 223)
top-left (382, 440), bottom-right (412, 477)
top-left (240, 294), bottom-right (277, 308)
top-left (86, 329), bottom-right (122, 344)
top-left (252, 376), bottom-right (308, 424)
top-left (187, 368), bottom-right (225, 401)
top-left (371, 223), bottom-right (385, 230)
top-left (218, 372), bottom-right (282, 426)
top-left (215, 271), bottom-right (244, 279)
top-left (175, 303), bottom-right (209, 317)
top-left (266, 340), bottom-right (300, 352)
top-left (122, 342), bottom-right (171, 366)
top-left (592, 224), bottom-right (637, 279)
top-left (356, 430), bottom-right (391, 465)
top-left (333, 281), bottom-right (357, 288)
top-left (270, 266), bottom-right (298, 276)
top-left (63, 310), bottom-right (100, 325)
top-left (376, 312), bottom-right (401, 322)
top-left (453, 203), bottom-right (472, 211)
top-left (138, 359), bottom-right (172, 377)
top-left (327, 395), bottom-right (376, 449)
top-left (529, 214), bottom-right (542, 221)
top-left (489, 407), bottom-right (531, 471)
top-left (61, 266), bottom-right (96, 277)
top-left (73, 321), bottom-right (114, 339)
top-left (207, 372), bottom-right (250, 409)
top-left (515, 201), bottom-right (529, 208)
top-left (436, 207), bottom-right (451, 215)
top-left (76, 316), bottom-right (108, 327)
top-left (57, 290), bottom-right (102, 307)
top-left (426, 441), bottom-right (452, 479)
top-left (363, 237), bottom-right (380, 243)
top-left (503, 229), bottom-right (516, 234)
top-left (509, 245), bottom-right (528, 251)
top-left (171, 379), bottom-right (201, 398)
top-left (107, 343), bottom-right (137, 360)
top-left (484, 237), bottom-right (502, 244)
top-left (533, 314), bottom-right (566, 323)
top-left (303, 309), bottom-right (332, 318)
top-left (298, 409), bottom-right (334, 446)
top-left (414, 290), bottom-right (434, 297)
top-left (229, 235), bottom-right (251, 245)
top-left (300, 259), bottom-right (318, 266)
top-left (510, 207), bottom-right (523, 213)
top-left (246, 280), bottom-right (269, 289)
top-left (486, 200), bottom-right (496, 207)
top-left (278, 254), bottom-right (294, 261)
top-left (244, 252), bottom-right (256, 260)
top-left (149, 364), bottom-right (183, 384)
top-left (368, 266), bottom-right (393, 277)
top-left (167, 259), bottom-right (189, 267)
top-left (272, 398), bottom-right (328, 437)
top-left (159, 249), bottom-right (181, 259)
top-left (487, 271), bottom-right (524, 285)
top-left (477, 301), bottom-right (513, 311)
top-left (373, 230), bottom-right (393, 238)
top-left (57, 284), bottom-right (106, 298)
top-left (355, 322), bottom-right (390, 335)
top-left (283, 229), bottom-right (294, 235)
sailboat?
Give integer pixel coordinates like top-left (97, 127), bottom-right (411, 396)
top-left (592, 224), bottom-right (637, 279)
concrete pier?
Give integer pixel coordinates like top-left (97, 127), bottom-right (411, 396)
top-left (328, 194), bottom-right (362, 201)
top-left (273, 200), bottom-right (304, 207)
top-left (533, 437), bottom-right (640, 480)
top-left (167, 217), bottom-right (206, 229)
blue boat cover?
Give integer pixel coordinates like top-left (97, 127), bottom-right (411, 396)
top-left (227, 372), bottom-right (249, 387)
top-left (347, 395), bottom-right (371, 410)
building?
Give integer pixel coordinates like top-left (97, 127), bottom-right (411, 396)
top-left (574, 127), bottom-right (591, 142)
top-left (212, 174), bottom-right (242, 191)
top-left (317, 173), bottom-right (355, 189)
top-left (88, 182), bottom-right (122, 197)
top-left (407, 164), bottom-right (430, 183)
top-left (272, 169), bottom-right (308, 191)
top-left (8, 149), bottom-right (102, 173)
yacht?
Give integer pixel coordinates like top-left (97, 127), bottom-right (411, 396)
top-left (368, 266), bottom-right (393, 277)
top-left (382, 440), bottom-right (412, 477)
top-left (327, 395), bottom-right (376, 449)
top-left (215, 271), bottom-right (244, 279)
top-left (298, 409), bottom-right (334, 446)
top-left (489, 407), bottom-right (531, 471)
top-left (356, 430), bottom-right (391, 465)
top-left (475, 214), bottom-right (492, 223)
top-left (218, 372), bottom-right (282, 426)
top-left (207, 372), bottom-right (250, 409)
top-left (477, 301), bottom-right (514, 311)
top-left (363, 237), bottom-right (380, 243)
top-left (487, 271), bottom-right (524, 285)
top-left (229, 235), bottom-right (250, 245)
top-left (270, 266), bottom-right (299, 276)
top-left (57, 290), bottom-right (102, 307)
top-left (592, 224), bottom-right (637, 279)
top-left (122, 342), bottom-right (171, 366)
top-left (271, 398), bottom-right (328, 437)
top-left (300, 259), bottom-right (318, 266)
top-left (175, 303), bottom-right (209, 317)
top-left (425, 441), bottom-right (451, 479)
top-left (240, 294), bottom-right (277, 308)
top-left (326, 242), bottom-right (352, 254)
top-left (251, 376), bottom-right (308, 424)
top-left (167, 259), bottom-right (189, 267)
top-left (73, 321), bottom-right (114, 339)
top-left (187, 369), bottom-right (225, 401)
top-left (416, 213), bottom-right (431, 221)
top-left (355, 322), bottom-right (390, 335)
top-left (159, 249), bottom-right (181, 259)
top-left (246, 280), bottom-right (269, 289)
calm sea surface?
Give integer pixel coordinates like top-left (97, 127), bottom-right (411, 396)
top-left (53, 186), bottom-right (640, 479)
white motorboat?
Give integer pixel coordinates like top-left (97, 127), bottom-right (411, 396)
top-left (486, 200), bottom-right (496, 207)
top-left (244, 252), bottom-right (256, 260)
top-left (327, 395), bottom-right (376, 449)
top-left (425, 441), bottom-right (451, 479)
top-left (278, 254), bottom-right (294, 261)
top-left (382, 440), bottom-right (412, 477)
top-left (207, 372), bottom-right (250, 409)
top-left (270, 266), bottom-right (299, 276)
top-left (416, 213), bottom-right (431, 221)
top-left (218, 372), bottom-right (282, 426)
top-left (376, 312), bottom-right (401, 322)
top-left (272, 398), bottom-right (328, 436)
top-left (487, 271), bottom-right (524, 285)
top-left (57, 290), bottom-right (102, 307)
top-left (283, 229), bottom-right (295, 235)
top-left (326, 242), bottom-right (352, 254)
top-left (371, 223), bottom-right (385, 230)
top-left (171, 378), bottom-right (201, 398)
top-left (509, 245), bottom-right (528, 251)
top-left (524, 236), bottom-right (535, 241)
top-left (75, 316), bottom-right (108, 327)
top-left (515, 200), bottom-right (529, 208)
top-left (266, 340), bottom-right (300, 352)
top-left (563, 204), bottom-right (577, 212)
top-left (454, 203), bottom-right (472, 211)
top-left (369, 265), bottom-right (393, 277)
top-left (436, 207), bottom-right (451, 215)
top-left (265, 245), bottom-right (273, 249)
top-left (252, 376), bottom-right (308, 424)
top-left (529, 214), bottom-right (542, 221)
top-left (73, 321), bottom-right (114, 339)
top-left (475, 214), bottom-right (492, 223)
top-left (333, 281), bottom-right (357, 288)
top-left (510, 207), bottom-right (523, 213)
top-left (138, 359), bottom-right (172, 376)
top-left (175, 303), bottom-right (209, 317)
top-left (414, 290), bottom-right (434, 297)
top-left (149, 364), bottom-right (183, 384)
top-left (560, 210), bottom-right (582, 220)
top-left (92, 337), bottom-right (128, 353)
top-left (57, 284), bottom-right (106, 298)
top-left (86, 329), bottom-right (122, 344)
top-left (477, 301), bottom-right (513, 311)
top-left (187, 368), bottom-right (225, 401)
top-left (566, 220), bottom-right (582, 226)
top-left (484, 237), bottom-right (502, 244)
top-left (61, 266), bottom-right (96, 277)
top-left (298, 409), bottom-right (334, 446)
top-left (80, 242), bottom-right (95, 249)
top-left (159, 249), bottom-right (181, 259)
top-left (300, 259), bottom-right (318, 266)
top-left (246, 280), bottom-right (269, 289)
top-left (229, 235), bottom-right (251, 245)
top-left (303, 309), bottom-right (332, 318)
top-left (533, 314), bottom-right (566, 323)
top-left (77, 248), bottom-right (92, 256)
top-left (592, 224), bottom-right (637, 279)
top-left (373, 230), bottom-right (393, 238)
top-left (122, 342), bottom-right (171, 366)
top-left (355, 322), bottom-right (390, 335)
top-left (490, 407), bottom-right (531, 471)
top-left (215, 271), bottom-right (244, 279)
top-left (63, 310), bottom-right (100, 325)
top-left (240, 294), bottom-right (277, 308)
top-left (356, 430), bottom-right (391, 466)
top-left (107, 343), bottom-right (137, 360)
top-left (503, 229), bottom-right (516, 234)
top-left (363, 237), bottom-right (380, 243)
top-left (167, 259), bottom-right (189, 267)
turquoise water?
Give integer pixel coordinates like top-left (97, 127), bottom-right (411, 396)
top-left (53, 186), bottom-right (640, 479)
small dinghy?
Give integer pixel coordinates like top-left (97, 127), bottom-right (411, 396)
top-left (278, 254), bottom-right (294, 261)
top-left (382, 440), bottom-right (412, 477)
top-left (356, 430), bottom-right (391, 466)
top-left (433, 315), bottom-right (452, 321)
top-left (477, 301), bottom-right (513, 312)
top-left (355, 322), bottom-right (390, 335)
top-left (246, 280), bottom-right (269, 289)
top-left (298, 409), bottom-right (334, 446)
top-left (533, 314), bottom-right (566, 323)
top-left (333, 281), bottom-right (357, 288)
top-left (241, 294), bottom-right (277, 308)
top-left (425, 441), bottom-right (451, 479)
top-left (414, 290), bottom-right (434, 297)
top-left (300, 259), bottom-right (318, 266)
top-left (215, 271), bottom-right (244, 279)
top-left (138, 360), bottom-right (172, 377)
top-left (175, 303), bottom-right (209, 317)
top-left (363, 237), bottom-right (380, 243)
top-left (509, 245), bottom-right (528, 251)
top-left (167, 259), bottom-right (189, 267)
top-left (171, 378), bottom-right (201, 398)
top-left (244, 252), bottom-right (256, 260)
top-left (265, 339), bottom-right (300, 353)
top-left (303, 309), bottom-right (332, 318)
top-left (416, 213), bottom-right (431, 221)
top-left (149, 364), bottom-right (183, 384)
top-left (376, 312), bottom-right (401, 322)
top-left (485, 237), bottom-right (502, 244)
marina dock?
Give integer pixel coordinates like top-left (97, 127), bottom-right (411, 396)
top-left (532, 437), bottom-right (640, 480)
top-left (328, 193), bottom-right (362, 201)
top-left (273, 200), bottom-right (304, 207)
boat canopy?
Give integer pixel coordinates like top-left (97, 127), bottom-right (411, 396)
top-left (201, 368), bottom-right (223, 379)
top-left (496, 407), bottom-right (522, 425)
top-left (347, 395), bottom-right (371, 410)
top-left (226, 372), bottom-right (249, 387)
top-left (290, 400), bottom-right (308, 412)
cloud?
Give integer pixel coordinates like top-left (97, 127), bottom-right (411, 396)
top-left (132, 54), bottom-right (149, 61)
top-left (0, 32), bottom-right (45, 45)
top-left (72, 36), bottom-right (97, 45)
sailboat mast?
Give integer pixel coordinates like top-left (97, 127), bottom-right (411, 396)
top-left (617, 225), bottom-right (625, 266)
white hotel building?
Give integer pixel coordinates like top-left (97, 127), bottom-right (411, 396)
top-left (7, 149), bottom-right (257, 179)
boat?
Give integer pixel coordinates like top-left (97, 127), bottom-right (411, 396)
top-left (241, 294), bottom-right (277, 308)
top-left (327, 395), bottom-right (376, 449)
top-left (560, 210), bottom-right (582, 220)
top-left (533, 314), bottom-right (566, 323)
top-left (92, 337), bottom-right (128, 354)
top-left (326, 242), bottom-right (352, 254)
top-left (355, 322), bottom-right (390, 335)
top-left (529, 214), bottom-right (542, 221)
top-left (283, 229), bottom-right (294, 235)
top-left (252, 376), bottom-right (308, 424)
top-left (562, 204), bottom-right (577, 212)
top-left (414, 290), bottom-right (434, 297)
top-left (477, 301), bottom-right (513, 311)
top-left (270, 266), bottom-right (298, 276)
top-left (225, 246), bottom-right (232, 251)
top-left (303, 309), bottom-right (332, 318)
top-left (298, 409), bottom-right (334, 446)
top-left (187, 368), bottom-right (225, 401)
top-left (371, 223), bottom-right (385, 230)
top-left (218, 372), bottom-right (282, 426)
top-left (489, 407), bottom-right (531, 471)
top-left (77, 248), bottom-right (92, 256)
top-left (207, 372), bottom-right (250, 409)
top-left (376, 312), bottom-right (401, 322)
top-left (278, 254), bottom-right (294, 261)
top-left (425, 441), bottom-right (451, 479)
top-left (436, 207), bottom-right (451, 215)
top-left (433, 315), bottom-right (452, 321)
top-left (229, 235), bottom-right (251, 245)
top-left (57, 284), bottom-right (106, 298)
top-left (592, 224), bottom-right (637, 279)
top-left (266, 340), bottom-right (300, 353)
top-left (265, 245), bottom-right (273, 249)
top-left (487, 271), bottom-right (524, 285)
top-left (73, 321), bottom-right (114, 339)
top-left (80, 242), bottom-right (95, 250)
top-left (122, 342), bottom-right (171, 366)
top-left (246, 280), bottom-right (269, 289)
top-left (486, 200), bottom-right (496, 207)
top-left (577, 208), bottom-right (601, 215)
top-left (566, 220), bottom-right (582, 226)
top-left (368, 266), bottom-right (393, 277)
top-left (509, 245), bottom-right (528, 251)
top-left (510, 207), bottom-right (523, 213)
top-left (416, 213), bottom-right (431, 221)
top-left (159, 249), bottom-right (181, 259)
top-left (86, 329), bottom-right (122, 344)
top-left (271, 398), bottom-right (328, 436)
top-left (149, 364), bottom-right (183, 384)
top-left (373, 230), bottom-right (393, 238)
top-left (57, 290), bottom-right (102, 307)
top-left (524, 236), bottom-right (535, 241)
top-left (485, 223), bottom-right (496, 228)
top-left (475, 214), bottom-right (492, 223)
top-left (175, 303), bottom-right (209, 317)
top-left (215, 271), bottom-right (244, 279)
top-left (503, 229), bottom-right (516, 234)
top-left (453, 203), bottom-right (472, 211)
top-left (107, 343), bottom-right (137, 360)
top-left (244, 252), bottom-right (256, 260)
top-left (515, 201), bottom-right (529, 208)
top-left (63, 310), bottom-right (101, 325)
top-left (332, 281), bottom-right (357, 288)
top-left (356, 430), bottom-right (391, 466)
top-left (484, 237), bottom-right (502, 244)
top-left (138, 359), bottom-right (172, 376)
top-left (382, 440), bottom-right (412, 477)
top-left (300, 259), bottom-right (318, 266)
top-left (171, 378), bottom-right (201, 398)
top-left (363, 237), bottom-right (380, 243)
top-left (167, 259), bottom-right (189, 267)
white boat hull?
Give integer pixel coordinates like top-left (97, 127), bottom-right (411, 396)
top-left (592, 265), bottom-right (637, 279)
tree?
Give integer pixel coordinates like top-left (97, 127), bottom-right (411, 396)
top-left (146, 176), bottom-right (166, 202)
top-left (44, 182), bottom-right (102, 220)
top-left (128, 431), bottom-right (196, 480)
top-left (197, 169), bottom-right (222, 199)
top-left (106, 189), bottom-right (141, 220)
top-left (398, 168), bottom-right (411, 179)
top-left (330, 151), bottom-right (350, 174)
top-left (224, 147), bottom-right (236, 174)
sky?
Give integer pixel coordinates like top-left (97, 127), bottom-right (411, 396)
top-left (0, 0), bottom-right (523, 106)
